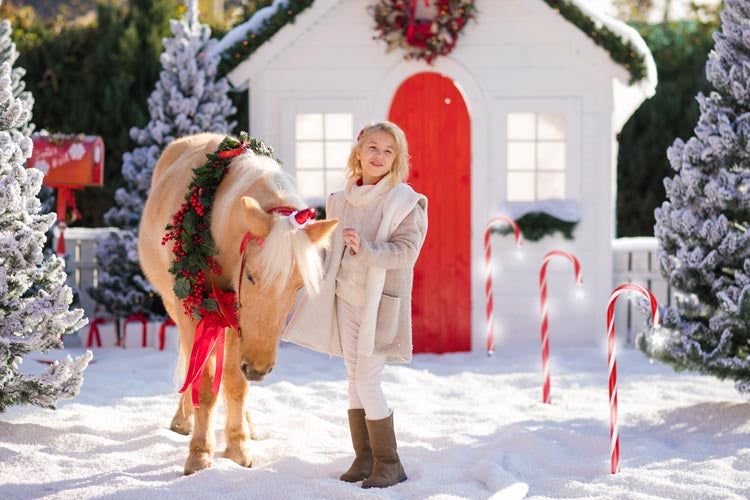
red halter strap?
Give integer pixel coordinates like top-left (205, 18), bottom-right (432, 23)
top-left (234, 206), bottom-right (317, 337)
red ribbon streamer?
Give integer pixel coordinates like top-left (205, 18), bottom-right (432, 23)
top-left (179, 288), bottom-right (238, 408)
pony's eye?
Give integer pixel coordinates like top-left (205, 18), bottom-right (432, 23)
top-left (246, 272), bottom-right (255, 285)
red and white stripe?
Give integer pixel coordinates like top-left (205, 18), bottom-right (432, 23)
top-left (538, 250), bottom-right (582, 404)
top-left (606, 283), bottom-right (660, 474)
top-left (484, 216), bottom-right (522, 355)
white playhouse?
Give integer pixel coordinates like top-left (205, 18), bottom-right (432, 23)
top-left (214, 0), bottom-right (657, 353)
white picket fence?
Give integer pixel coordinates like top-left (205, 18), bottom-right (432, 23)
top-left (57, 228), bottom-right (668, 349)
top-left (611, 237), bottom-right (670, 345)
top-left (53, 226), bottom-right (113, 323)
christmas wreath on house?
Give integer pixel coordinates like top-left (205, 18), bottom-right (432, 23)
top-left (369, 0), bottom-right (476, 64)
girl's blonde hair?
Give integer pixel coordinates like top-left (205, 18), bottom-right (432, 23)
top-left (346, 121), bottom-right (410, 185)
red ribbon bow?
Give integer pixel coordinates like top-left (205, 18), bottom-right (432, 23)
top-left (217, 141), bottom-right (250, 159)
top-left (293, 207), bottom-right (317, 226)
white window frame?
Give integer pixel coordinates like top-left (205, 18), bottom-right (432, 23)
top-left (492, 98), bottom-right (581, 204)
top-left (281, 98), bottom-right (367, 207)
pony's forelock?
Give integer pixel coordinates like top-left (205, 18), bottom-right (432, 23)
top-left (254, 217), bottom-right (324, 296)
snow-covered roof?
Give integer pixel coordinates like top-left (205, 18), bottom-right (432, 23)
top-left (212, 0), bottom-right (291, 56)
top-left (214, 0), bottom-right (657, 99)
top-left (564, 0), bottom-right (657, 98)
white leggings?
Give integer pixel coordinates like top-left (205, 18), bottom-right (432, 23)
top-left (337, 296), bottom-right (390, 420)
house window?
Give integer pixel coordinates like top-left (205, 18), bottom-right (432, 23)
top-left (506, 112), bottom-right (566, 202)
top-left (295, 113), bottom-right (353, 204)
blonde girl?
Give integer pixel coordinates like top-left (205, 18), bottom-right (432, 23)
top-left (283, 121), bottom-right (428, 489)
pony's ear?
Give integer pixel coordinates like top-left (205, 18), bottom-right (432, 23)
top-left (304, 218), bottom-right (338, 247)
top-left (241, 196), bottom-right (272, 238)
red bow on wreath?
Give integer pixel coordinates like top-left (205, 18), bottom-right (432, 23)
top-left (408, 0), bottom-right (432, 46)
top-left (406, 22), bottom-right (432, 48)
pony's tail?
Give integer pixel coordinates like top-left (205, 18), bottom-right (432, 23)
top-left (174, 338), bottom-right (188, 391)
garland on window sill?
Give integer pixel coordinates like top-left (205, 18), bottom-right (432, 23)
top-left (160, 132), bottom-right (277, 319)
top-left (491, 212), bottom-right (579, 242)
top-left (541, 0), bottom-right (647, 83)
top-left (217, 0), bottom-right (315, 77)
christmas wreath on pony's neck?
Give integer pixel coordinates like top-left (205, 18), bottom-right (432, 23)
top-left (160, 132), bottom-right (286, 320)
top-left (369, 0), bottom-right (476, 64)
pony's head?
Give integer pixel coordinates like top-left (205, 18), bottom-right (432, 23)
top-left (234, 195), bottom-right (336, 381)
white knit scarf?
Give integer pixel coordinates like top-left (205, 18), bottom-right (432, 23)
top-left (344, 174), bottom-right (394, 207)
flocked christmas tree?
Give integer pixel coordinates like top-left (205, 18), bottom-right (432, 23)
top-left (89, 0), bottom-right (236, 319)
top-left (638, 0), bottom-right (750, 393)
top-left (0, 12), bottom-right (90, 411)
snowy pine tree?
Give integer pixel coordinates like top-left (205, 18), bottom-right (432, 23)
top-left (89, 0), bottom-right (236, 318)
top-left (0, 15), bottom-right (90, 411)
top-left (638, 0), bottom-right (750, 393)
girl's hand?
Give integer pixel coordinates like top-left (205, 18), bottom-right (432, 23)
top-left (342, 228), bottom-right (361, 254)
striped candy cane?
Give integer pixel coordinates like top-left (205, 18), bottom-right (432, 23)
top-left (606, 283), bottom-right (660, 474)
top-left (485, 216), bottom-right (522, 355)
top-left (539, 250), bottom-right (582, 404)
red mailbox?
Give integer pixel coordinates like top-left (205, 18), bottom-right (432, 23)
top-left (27, 134), bottom-right (105, 254)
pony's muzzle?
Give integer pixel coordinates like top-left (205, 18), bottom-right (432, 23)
top-left (240, 361), bottom-right (274, 381)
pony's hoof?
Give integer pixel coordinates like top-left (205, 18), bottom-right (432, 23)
top-left (223, 445), bottom-right (253, 468)
top-left (184, 453), bottom-right (212, 475)
top-left (170, 415), bottom-right (194, 435)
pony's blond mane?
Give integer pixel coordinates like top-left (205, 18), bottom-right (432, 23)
top-left (219, 153), bottom-right (325, 296)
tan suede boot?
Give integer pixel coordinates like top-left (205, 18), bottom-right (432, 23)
top-left (339, 409), bottom-right (373, 482)
top-left (361, 412), bottom-right (407, 488)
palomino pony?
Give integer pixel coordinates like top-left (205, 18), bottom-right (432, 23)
top-left (138, 133), bottom-right (337, 475)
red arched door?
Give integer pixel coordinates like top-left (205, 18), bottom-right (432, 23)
top-left (388, 72), bottom-right (471, 353)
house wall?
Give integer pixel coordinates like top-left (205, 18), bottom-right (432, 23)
top-left (236, 0), bottom-right (624, 349)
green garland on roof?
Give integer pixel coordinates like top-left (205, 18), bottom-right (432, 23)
top-left (541, 0), bottom-right (647, 83)
top-left (491, 212), bottom-right (579, 242)
top-left (217, 0), bottom-right (315, 76)
top-left (218, 0), bottom-right (647, 84)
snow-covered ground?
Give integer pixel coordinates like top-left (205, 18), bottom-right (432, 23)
top-left (1, 342), bottom-right (749, 499)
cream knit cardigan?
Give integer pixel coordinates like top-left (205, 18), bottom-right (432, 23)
top-left (282, 182), bottom-right (428, 362)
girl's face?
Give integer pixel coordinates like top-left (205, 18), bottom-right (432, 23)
top-left (356, 130), bottom-right (396, 184)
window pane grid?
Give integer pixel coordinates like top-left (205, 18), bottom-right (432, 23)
top-left (506, 112), bottom-right (567, 201)
top-left (295, 112), bottom-right (353, 203)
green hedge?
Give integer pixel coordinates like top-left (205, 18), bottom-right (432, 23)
top-left (10, 1), bottom-right (248, 227)
top-left (616, 19), bottom-right (718, 237)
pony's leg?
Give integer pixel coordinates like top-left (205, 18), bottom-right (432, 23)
top-left (184, 350), bottom-right (219, 475)
top-left (165, 300), bottom-right (195, 435)
top-left (245, 408), bottom-right (258, 440)
top-left (220, 329), bottom-right (253, 467)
